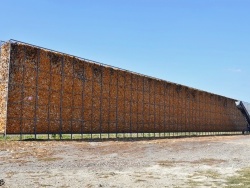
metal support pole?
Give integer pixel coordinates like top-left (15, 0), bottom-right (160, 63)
top-left (34, 49), bottom-right (40, 139)
top-left (100, 66), bottom-right (103, 139)
top-left (164, 83), bottom-right (166, 137)
top-left (20, 45), bottom-right (26, 140)
top-left (123, 73), bottom-right (126, 138)
top-left (108, 70), bottom-right (111, 139)
top-left (71, 59), bottom-right (75, 140)
top-left (148, 80), bottom-right (151, 137)
top-left (59, 56), bottom-right (64, 140)
top-left (188, 91), bottom-right (190, 136)
top-left (154, 81), bottom-right (156, 138)
top-left (91, 66), bottom-right (95, 140)
top-left (136, 76), bottom-right (139, 138)
top-left (171, 87), bottom-right (174, 137)
top-left (81, 61), bottom-right (85, 140)
top-left (142, 77), bottom-right (145, 137)
top-left (168, 85), bottom-right (170, 137)
top-left (47, 53), bottom-right (52, 140)
top-left (130, 73), bottom-right (132, 137)
top-left (115, 71), bottom-right (118, 138)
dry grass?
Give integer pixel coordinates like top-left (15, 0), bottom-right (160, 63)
top-left (191, 158), bottom-right (227, 165)
top-left (226, 167), bottom-right (250, 187)
top-left (187, 170), bottom-right (223, 187)
top-left (158, 158), bottom-right (226, 167)
top-left (37, 157), bottom-right (63, 162)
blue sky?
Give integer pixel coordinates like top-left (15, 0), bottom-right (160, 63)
top-left (1, 0), bottom-right (250, 101)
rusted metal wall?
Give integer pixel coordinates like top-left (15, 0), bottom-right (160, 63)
top-left (2, 41), bottom-right (247, 135)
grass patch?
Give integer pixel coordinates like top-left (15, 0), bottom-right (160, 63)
top-left (191, 158), bottom-right (227, 165)
top-left (157, 158), bottom-right (226, 167)
top-left (38, 157), bottom-right (63, 162)
top-left (157, 160), bottom-right (179, 167)
top-left (135, 179), bottom-right (147, 183)
top-left (190, 169), bottom-right (221, 179)
top-left (187, 170), bottom-right (222, 187)
top-left (226, 167), bottom-right (250, 187)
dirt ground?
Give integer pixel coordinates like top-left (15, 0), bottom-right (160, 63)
top-left (0, 135), bottom-right (250, 188)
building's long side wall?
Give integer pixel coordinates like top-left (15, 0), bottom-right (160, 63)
top-left (6, 42), bottom-right (247, 134)
top-left (0, 42), bottom-right (10, 133)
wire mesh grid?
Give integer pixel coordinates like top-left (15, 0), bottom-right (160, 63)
top-left (0, 40), bottom-right (247, 140)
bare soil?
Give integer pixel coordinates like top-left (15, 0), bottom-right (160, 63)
top-left (1, 135), bottom-right (250, 188)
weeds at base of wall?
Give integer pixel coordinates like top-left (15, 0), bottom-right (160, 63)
top-left (0, 132), bottom-right (243, 141)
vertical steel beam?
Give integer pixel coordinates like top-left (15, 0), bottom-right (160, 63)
top-left (108, 69), bottom-right (111, 139)
top-left (173, 86), bottom-right (176, 136)
top-left (168, 85), bottom-right (171, 137)
top-left (116, 71), bottom-right (118, 138)
top-left (20, 45), bottom-right (26, 140)
top-left (71, 58), bottom-right (75, 139)
top-left (188, 90), bottom-right (190, 136)
top-left (81, 60), bottom-right (85, 139)
top-left (136, 76), bottom-right (139, 138)
top-left (100, 65), bottom-right (103, 139)
top-left (130, 73), bottom-right (132, 137)
top-left (59, 56), bottom-right (64, 139)
top-left (164, 83), bottom-right (166, 137)
top-left (123, 73), bottom-right (126, 137)
top-left (154, 80), bottom-right (156, 137)
top-left (149, 79), bottom-right (151, 136)
top-left (91, 66), bottom-right (94, 140)
top-left (184, 89), bottom-right (187, 137)
top-left (142, 77), bottom-right (145, 137)
top-left (47, 52), bottom-right (52, 139)
top-left (34, 49), bottom-right (40, 139)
